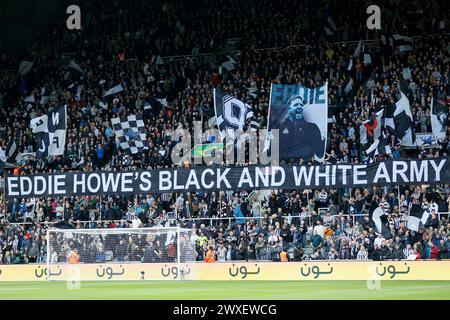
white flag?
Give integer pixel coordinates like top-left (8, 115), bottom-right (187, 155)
top-left (19, 61), bottom-right (34, 75)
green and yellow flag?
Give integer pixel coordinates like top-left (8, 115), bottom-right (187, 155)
top-left (192, 143), bottom-right (223, 158)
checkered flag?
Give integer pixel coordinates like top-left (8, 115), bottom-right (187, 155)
top-left (111, 114), bottom-right (148, 154)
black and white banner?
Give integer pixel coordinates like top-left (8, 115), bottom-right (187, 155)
top-left (5, 158), bottom-right (449, 199)
top-left (213, 88), bottom-right (254, 148)
top-left (268, 83), bottom-right (328, 162)
top-left (30, 105), bottom-right (67, 159)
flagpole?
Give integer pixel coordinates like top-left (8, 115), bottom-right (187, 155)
top-left (258, 193), bottom-right (262, 227)
top-left (265, 82), bottom-right (274, 148)
top-left (98, 195), bottom-right (102, 224)
top-left (219, 192), bottom-right (222, 222)
top-left (3, 170), bottom-right (6, 210)
top-left (176, 193), bottom-right (179, 220)
top-left (306, 189), bottom-right (310, 208)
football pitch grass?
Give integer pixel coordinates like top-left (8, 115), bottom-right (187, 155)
top-left (0, 281), bottom-right (449, 300)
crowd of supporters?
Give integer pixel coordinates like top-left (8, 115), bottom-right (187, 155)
top-left (0, 0), bottom-right (449, 263)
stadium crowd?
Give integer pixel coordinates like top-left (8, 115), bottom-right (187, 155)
top-left (0, 0), bottom-right (449, 264)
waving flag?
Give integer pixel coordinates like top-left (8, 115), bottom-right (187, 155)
top-left (407, 204), bottom-right (430, 232)
top-left (384, 91), bottom-right (415, 147)
top-left (431, 97), bottom-right (448, 142)
top-left (30, 106), bottom-right (67, 159)
top-left (213, 88), bottom-right (254, 148)
top-left (369, 203), bottom-right (392, 239)
top-left (111, 114), bottom-right (148, 155)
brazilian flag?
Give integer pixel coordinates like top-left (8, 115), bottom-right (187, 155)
top-left (192, 143), bottom-right (223, 158)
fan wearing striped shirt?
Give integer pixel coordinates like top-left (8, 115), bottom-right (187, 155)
top-left (356, 245), bottom-right (369, 260)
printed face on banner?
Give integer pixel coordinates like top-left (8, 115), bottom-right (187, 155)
top-left (269, 83), bottom-right (328, 162)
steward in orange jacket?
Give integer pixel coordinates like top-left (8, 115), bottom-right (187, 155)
top-left (68, 249), bottom-right (80, 264)
top-left (204, 246), bottom-right (215, 263)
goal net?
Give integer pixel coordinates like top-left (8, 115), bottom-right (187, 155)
top-left (46, 227), bottom-right (196, 281)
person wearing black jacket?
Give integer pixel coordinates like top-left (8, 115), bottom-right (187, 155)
top-left (272, 209), bottom-right (284, 227)
top-left (298, 220), bottom-right (308, 248)
top-left (104, 203), bottom-right (115, 221)
top-left (311, 211), bottom-right (323, 227)
top-left (142, 242), bottom-right (156, 263)
top-left (378, 242), bottom-right (392, 261)
top-left (280, 224), bottom-right (290, 243)
top-left (115, 239), bottom-right (128, 262)
top-left (371, 245), bottom-right (381, 261)
top-left (291, 196), bottom-right (301, 223)
top-left (437, 193), bottom-right (448, 213)
top-left (392, 244), bottom-right (403, 260)
top-left (277, 192), bottom-right (287, 212)
top-left (367, 230), bottom-right (376, 258)
top-left (268, 192), bottom-right (278, 212)
top-left (293, 246), bottom-right (303, 261)
top-left (240, 198), bottom-right (250, 217)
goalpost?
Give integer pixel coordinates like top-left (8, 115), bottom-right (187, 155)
top-left (46, 227), bottom-right (196, 281)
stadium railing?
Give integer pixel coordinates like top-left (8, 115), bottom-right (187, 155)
top-left (7, 212), bottom-right (450, 227)
top-left (157, 33), bottom-right (449, 63)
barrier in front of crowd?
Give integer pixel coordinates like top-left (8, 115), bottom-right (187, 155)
top-left (157, 33), bottom-right (449, 62)
top-left (7, 212), bottom-right (450, 228)
top-left (0, 261), bottom-right (449, 281)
